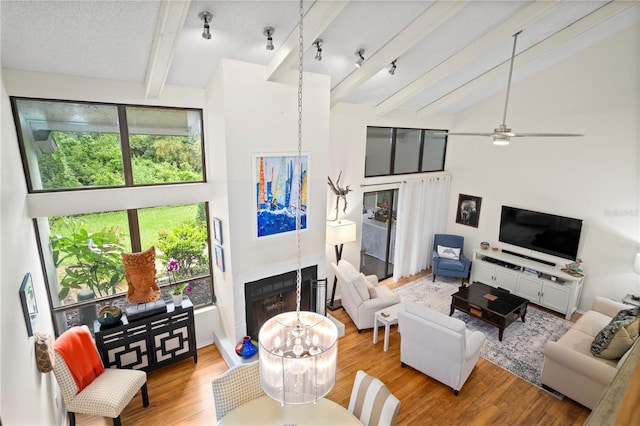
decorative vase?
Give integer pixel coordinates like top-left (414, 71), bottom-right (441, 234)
top-left (172, 293), bottom-right (183, 307)
top-left (235, 336), bottom-right (258, 359)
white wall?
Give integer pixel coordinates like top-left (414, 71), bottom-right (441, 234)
top-left (445, 25), bottom-right (640, 311)
top-left (208, 59), bottom-right (331, 344)
top-left (1, 77), bottom-right (62, 426)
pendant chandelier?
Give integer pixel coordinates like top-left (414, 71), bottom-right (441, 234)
top-left (258, 0), bottom-right (338, 405)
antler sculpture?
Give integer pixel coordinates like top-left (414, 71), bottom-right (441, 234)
top-left (327, 172), bottom-right (352, 221)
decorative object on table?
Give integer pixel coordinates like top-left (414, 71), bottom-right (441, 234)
top-left (326, 220), bottom-right (356, 311)
top-left (455, 194), bottom-right (482, 228)
top-left (213, 217), bottom-right (223, 244)
top-left (214, 245), bottom-right (225, 272)
top-left (327, 171), bottom-right (352, 221)
top-left (235, 336), bottom-right (258, 359)
top-left (123, 246), bottom-right (160, 303)
top-left (19, 272), bottom-right (37, 337)
top-left (480, 241), bottom-right (490, 250)
top-left (34, 331), bottom-right (54, 373)
top-left (252, 152), bottom-right (309, 238)
top-left (563, 259), bottom-right (584, 276)
top-left (97, 305), bottom-right (122, 328)
top-left (259, 0), bottom-right (339, 406)
top-left (166, 258), bottom-right (192, 307)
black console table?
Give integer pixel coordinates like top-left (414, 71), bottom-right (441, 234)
top-left (93, 298), bottom-right (197, 371)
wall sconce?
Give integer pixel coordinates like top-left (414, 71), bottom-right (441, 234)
top-left (354, 48), bottom-right (365, 68)
top-left (263, 26), bottom-right (274, 51)
top-left (389, 60), bottom-right (397, 75)
top-left (314, 39), bottom-right (323, 61)
top-left (198, 11), bottom-right (213, 40)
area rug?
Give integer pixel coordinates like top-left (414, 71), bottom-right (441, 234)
top-left (393, 275), bottom-right (573, 392)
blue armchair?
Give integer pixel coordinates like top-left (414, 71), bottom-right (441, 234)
top-left (432, 234), bottom-right (471, 283)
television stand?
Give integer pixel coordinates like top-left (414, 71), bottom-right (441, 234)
top-left (471, 249), bottom-right (584, 320)
top-left (501, 249), bottom-right (556, 267)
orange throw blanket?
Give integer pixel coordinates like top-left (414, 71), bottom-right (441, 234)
top-left (54, 326), bottom-right (105, 393)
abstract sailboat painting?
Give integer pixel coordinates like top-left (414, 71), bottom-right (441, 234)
top-left (253, 153), bottom-right (309, 238)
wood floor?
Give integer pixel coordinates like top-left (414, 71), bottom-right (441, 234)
top-left (76, 272), bottom-right (590, 425)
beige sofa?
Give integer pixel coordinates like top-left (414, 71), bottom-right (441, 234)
top-left (541, 297), bottom-right (636, 409)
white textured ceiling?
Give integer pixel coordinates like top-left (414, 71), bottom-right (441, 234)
top-left (1, 0), bottom-right (638, 117)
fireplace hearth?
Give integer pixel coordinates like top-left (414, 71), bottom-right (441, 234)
top-left (244, 265), bottom-right (317, 340)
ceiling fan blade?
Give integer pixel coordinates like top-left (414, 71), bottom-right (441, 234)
top-left (512, 133), bottom-right (584, 137)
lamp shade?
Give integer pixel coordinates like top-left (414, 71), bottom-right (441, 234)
top-left (326, 220), bottom-right (356, 246)
top-left (259, 311), bottom-right (338, 404)
top-left (634, 253), bottom-right (640, 275)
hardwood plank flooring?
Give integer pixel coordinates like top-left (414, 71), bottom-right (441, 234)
top-left (74, 272), bottom-right (589, 425)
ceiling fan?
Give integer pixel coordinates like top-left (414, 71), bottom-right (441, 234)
top-left (441, 30), bottom-right (583, 145)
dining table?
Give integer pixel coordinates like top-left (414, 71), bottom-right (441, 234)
top-left (216, 395), bottom-right (362, 425)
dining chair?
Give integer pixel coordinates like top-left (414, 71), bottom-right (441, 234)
top-left (211, 361), bottom-right (265, 421)
top-left (52, 326), bottom-right (148, 426)
top-left (348, 370), bottom-right (400, 426)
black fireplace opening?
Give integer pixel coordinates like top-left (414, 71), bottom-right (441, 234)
top-left (244, 265), bottom-right (317, 340)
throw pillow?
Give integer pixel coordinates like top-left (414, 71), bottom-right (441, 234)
top-left (361, 274), bottom-right (378, 299)
top-left (352, 276), bottom-right (371, 301)
top-left (437, 245), bottom-right (460, 260)
top-left (591, 307), bottom-right (640, 359)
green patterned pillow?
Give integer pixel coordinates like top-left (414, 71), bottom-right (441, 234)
top-left (591, 307), bottom-right (640, 360)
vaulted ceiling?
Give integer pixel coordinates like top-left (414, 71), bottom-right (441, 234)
top-left (1, 1), bottom-right (638, 118)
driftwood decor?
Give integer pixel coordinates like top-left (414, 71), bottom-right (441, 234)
top-left (327, 172), bottom-right (352, 221)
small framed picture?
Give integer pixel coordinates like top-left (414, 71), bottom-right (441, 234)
top-left (19, 273), bottom-right (37, 337)
top-left (214, 245), bottom-right (225, 272)
top-left (456, 194), bottom-right (482, 228)
top-left (213, 218), bottom-right (223, 245)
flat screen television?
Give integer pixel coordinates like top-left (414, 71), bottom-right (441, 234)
top-left (499, 206), bottom-right (583, 261)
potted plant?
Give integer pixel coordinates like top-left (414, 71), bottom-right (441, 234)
top-left (166, 259), bottom-right (192, 307)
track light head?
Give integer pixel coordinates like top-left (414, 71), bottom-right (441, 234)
top-left (314, 39), bottom-right (323, 61)
top-left (263, 27), bottom-right (274, 51)
top-left (389, 60), bottom-right (397, 75)
top-left (198, 11), bottom-right (213, 40)
top-left (354, 48), bottom-right (365, 68)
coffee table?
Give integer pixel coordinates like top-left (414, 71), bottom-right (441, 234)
top-left (450, 282), bottom-right (528, 341)
top-left (373, 303), bottom-right (405, 352)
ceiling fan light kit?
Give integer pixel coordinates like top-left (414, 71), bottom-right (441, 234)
top-left (445, 30), bottom-right (583, 145)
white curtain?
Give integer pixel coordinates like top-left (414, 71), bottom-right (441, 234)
top-left (393, 175), bottom-right (451, 281)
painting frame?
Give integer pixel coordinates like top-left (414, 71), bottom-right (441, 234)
top-left (214, 245), bottom-right (225, 272)
top-left (213, 217), bottom-right (223, 245)
top-left (252, 152), bottom-right (310, 239)
top-left (456, 193), bottom-right (482, 228)
top-left (19, 273), bottom-right (37, 337)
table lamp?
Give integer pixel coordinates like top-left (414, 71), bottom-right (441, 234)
top-left (326, 220), bottom-right (356, 310)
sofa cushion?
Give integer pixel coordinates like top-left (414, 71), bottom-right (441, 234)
top-left (352, 275), bottom-right (371, 301)
top-left (361, 274), bottom-right (378, 299)
top-left (591, 308), bottom-right (640, 360)
top-left (572, 310), bottom-right (614, 337)
top-left (437, 258), bottom-right (465, 272)
top-left (437, 245), bottom-right (460, 260)
top-left (557, 329), bottom-right (618, 368)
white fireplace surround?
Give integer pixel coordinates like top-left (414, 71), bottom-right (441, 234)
top-left (213, 254), bottom-right (327, 366)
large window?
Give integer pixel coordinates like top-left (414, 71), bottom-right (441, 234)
top-left (11, 98), bottom-right (213, 336)
top-left (11, 98), bottom-right (204, 192)
top-left (365, 126), bottom-right (447, 177)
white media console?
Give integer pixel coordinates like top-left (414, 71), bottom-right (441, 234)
top-left (470, 249), bottom-right (584, 320)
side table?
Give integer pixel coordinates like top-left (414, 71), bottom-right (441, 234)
top-left (373, 303), bottom-right (405, 352)
top-left (622, 294), bottom-right (640, 307)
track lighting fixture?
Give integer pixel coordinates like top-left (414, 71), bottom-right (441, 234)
top-left (354, 48), bottom-right (365, 68)
top-left (314, 39), bottom-right (323, 61)
top-left (389, 60), bottom-right (397, 75)
top-left (198, 11), bottom-right (213, 40)
top-left (263, 27), bottom-right (274, 51)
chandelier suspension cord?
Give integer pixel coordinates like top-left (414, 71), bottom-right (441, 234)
top-left (295, 0), bottom-right (304, 320)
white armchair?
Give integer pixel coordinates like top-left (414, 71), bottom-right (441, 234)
top-left (331, 260), bottom-right (401, 333)
top-left (397, 302), bottom-right (485, 395)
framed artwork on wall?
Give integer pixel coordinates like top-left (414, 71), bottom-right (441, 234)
top-left (252, 153), bottom-right (309, 238)
top-left (214, 245), bottom-right (225, 272)
top-left (456, 193), bottom-right (482, 228)
top-left (19, 273), bottom-right (37, 337)
top-left (213, 218), bottom-right (223, 244)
